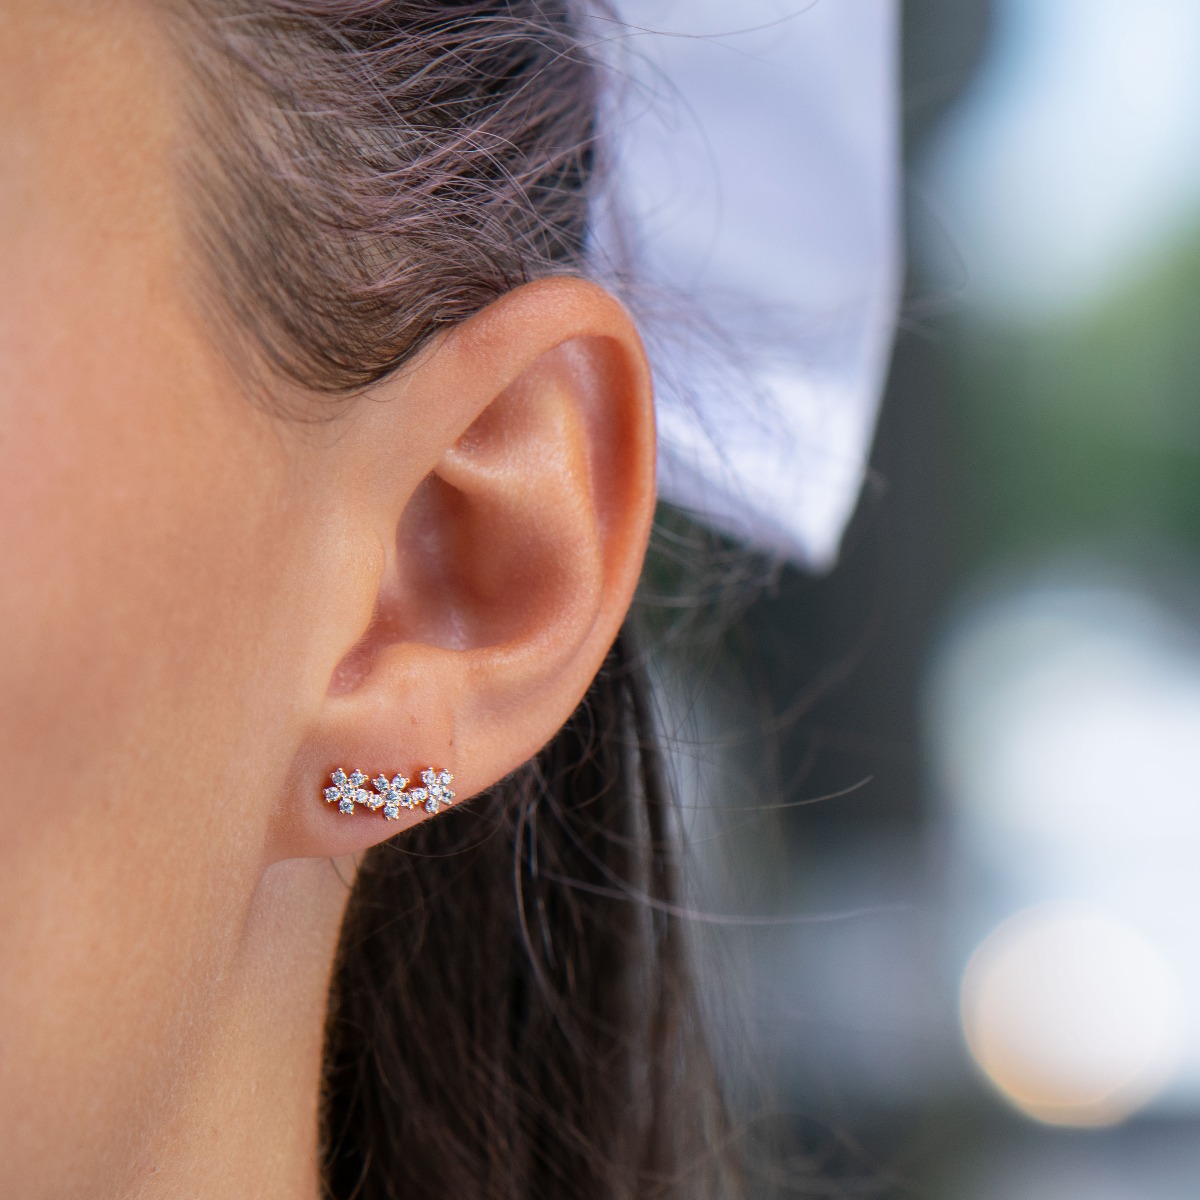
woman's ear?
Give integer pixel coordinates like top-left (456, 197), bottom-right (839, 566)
top-left (269, 277), bottom-right (655, 861)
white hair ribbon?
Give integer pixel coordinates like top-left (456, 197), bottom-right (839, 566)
top-left (593, 0), bottom-right (902, 569)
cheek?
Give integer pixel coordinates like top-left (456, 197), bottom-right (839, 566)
top-left (0, 221), bottom-right (303, 796)
top-left (0, 211), bottom-right (317, 1183)
top-left (0, 7), bottom-right (332, 1189)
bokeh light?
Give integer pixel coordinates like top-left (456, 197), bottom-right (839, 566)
top-left (961, 902), bottom-right (1184, 1126)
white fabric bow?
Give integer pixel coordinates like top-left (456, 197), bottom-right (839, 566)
top-left (593, 0), bottom-right (901, 569)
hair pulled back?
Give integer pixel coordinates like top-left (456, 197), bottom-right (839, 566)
top-left (167, 3), bottom-right (741, 1198)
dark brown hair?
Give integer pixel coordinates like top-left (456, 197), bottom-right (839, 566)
top-left (167, 3), bottom-right (741, 1198)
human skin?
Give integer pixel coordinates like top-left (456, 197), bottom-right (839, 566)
top-left (0, 3), bottom-right (655, 1197)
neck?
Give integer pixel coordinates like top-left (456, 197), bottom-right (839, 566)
top-left (130, 857), bottom-right (352, 1200)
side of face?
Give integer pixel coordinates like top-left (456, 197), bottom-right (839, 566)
top-left (0, 2), bottom-right (655, 1194)
top-left (0, 0), bottom-right (351, 1186)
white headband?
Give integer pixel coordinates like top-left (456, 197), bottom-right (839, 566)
top-left (593, 0), bottom-right (901, 569)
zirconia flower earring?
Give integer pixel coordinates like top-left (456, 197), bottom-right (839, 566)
top-left (323, 767), bottom-right (456, 820)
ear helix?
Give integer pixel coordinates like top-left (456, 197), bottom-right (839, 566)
top-left (323, 767), bottom-right (456, 821)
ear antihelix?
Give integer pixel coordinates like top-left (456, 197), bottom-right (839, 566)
top-left (322, 766), bottom-right (456, 820)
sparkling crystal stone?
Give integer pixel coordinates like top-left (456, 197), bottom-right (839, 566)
top-left (338, 797), bottom-right (355, 815)
top-left (372, 775), bottom-right (389, 793)
top-left (324, 786), bottom-right (339, 804)
top-left (391, 774), bottom-right (408, 791)
top-left (439, 771), bottom-right (453, 787)
top-left (383, 801), bottom-right (400, 820)
top-left (443, 789), bottom-right (456, 805)
top-left (364, 792), bottom-right (384, 810)
top-left (408, 787), bottom-right (427, 808)
top-left (349, 770), bottom-right (367, 788)
top-left (331, 769), bottom-right (348, 787)
top-left (421, 768), bottom-right (436, 788)
top-left (425, 795), bottom-right (440, 814)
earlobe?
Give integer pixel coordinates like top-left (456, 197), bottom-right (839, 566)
top-left (269, 278), bottom-right (655, 863)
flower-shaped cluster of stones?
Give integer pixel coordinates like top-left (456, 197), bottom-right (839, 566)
top-left (325, 769), bottom-right (369, 816)
top-left (323, 767), bottom-right (455, 821)
top-left (419, 768), bottom-right (456, 814)
top-left (372, 773), bottom-right (410, 821)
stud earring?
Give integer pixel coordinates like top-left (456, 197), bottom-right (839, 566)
top-left (323, 767), bottom-right (455, 820)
